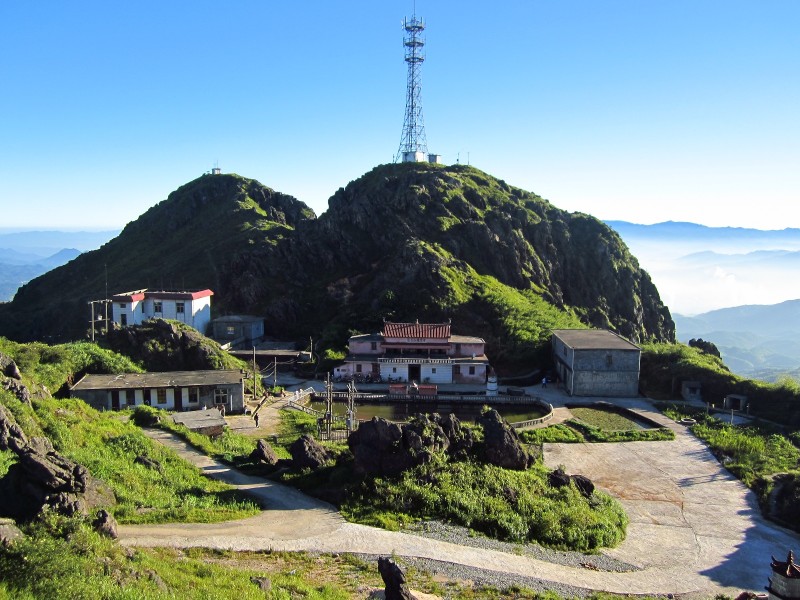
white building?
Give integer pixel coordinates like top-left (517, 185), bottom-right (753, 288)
top-left (110, 289), bottom-right (213, 335)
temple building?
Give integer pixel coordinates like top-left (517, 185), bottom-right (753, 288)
top-left (336, 321), bottom-right (489, 384)
top-left (767, 550), bottom-right (800, 600)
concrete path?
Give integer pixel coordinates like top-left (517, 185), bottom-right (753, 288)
top-left (118, 405), bottom-right (799, 597)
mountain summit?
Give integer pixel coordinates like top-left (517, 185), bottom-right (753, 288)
top-left (0, 164), bottom-right (674, 367)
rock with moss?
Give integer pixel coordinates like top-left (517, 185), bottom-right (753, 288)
top-left (478, 409), bottom-right (531, 470)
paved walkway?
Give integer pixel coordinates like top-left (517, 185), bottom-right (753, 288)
top-left (118, 400), bottom-right (799, 597)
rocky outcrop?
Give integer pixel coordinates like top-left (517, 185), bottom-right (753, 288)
top-left (0, 404), bottom-right (115, 520)
top-left (289, 434), bottom-right (331, 470)
top-left (249, 439), bottom-right (279, 466)
top-left (0, 351), bottom-right (30, 404)
top-left (478, 409), bottom-right (531, 470)
top-left (0, 518), bottom-right (23, 547)
top-left (349, 413), bottom-right (476, 477)
top-left (92, 509), bottom-right (119, 539)
top-left (0, 352), bottom-right (22, 380)
top-left (377, 556), bottom-right (416, 600)
top-left (105, 318), bottom-right (232, 372)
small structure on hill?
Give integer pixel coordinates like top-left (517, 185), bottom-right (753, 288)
top-left (110, 289), bottom-right (213, 334)
top-left (551, 329), bottom-right (641, 397)
top-left (337, 320), bottom-right (490, 385)
top-left (724, 393), bottom-right (748, 412)
top-left (211, 315), bottom-right (264, 349)
top-left (767, 550), bottom-right (800, 600)
top-left (70, 369), bottom-right (245, 413)
top-left (681, 381), bottom-right (702, 402)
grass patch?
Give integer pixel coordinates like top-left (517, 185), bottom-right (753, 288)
top-left (569, 406), bottom-right (649, 431)
top-left (341, 457), bottom-right (627, 552)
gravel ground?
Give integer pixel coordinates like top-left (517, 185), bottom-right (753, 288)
top-left (404, 520), bottom-right (640, 573)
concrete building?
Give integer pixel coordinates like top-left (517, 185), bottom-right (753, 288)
top-left (110, 289), bottom-right (213, 334)
top-left (337, 321), bottom-right (489, 384)
top-left (211, 315), bottom-right (265, 349)
top-left (551, 329), bottom-right (641, 397)
top-left (70, 369), bottom-right (245, 413)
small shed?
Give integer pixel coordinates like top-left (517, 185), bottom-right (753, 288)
top-left (681, 381), bottom-right (702, 402)
top-left (723, 394), bottom-right (748, 412)
top-left (172, 410), bottom-right (226, 437)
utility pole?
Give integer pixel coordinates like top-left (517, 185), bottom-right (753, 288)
top-left (273, 357), bottom-right (277, 390)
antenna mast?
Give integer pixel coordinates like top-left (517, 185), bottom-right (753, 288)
top-left (395, 9), bottom-right (429, 163)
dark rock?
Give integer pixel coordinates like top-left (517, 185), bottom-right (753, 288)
top-left (0, 352), bottom-right (21, 380)
top-left (0, 518), bottom-right (23, 547)
top-left (134, 455), bottom-right (164, 472)
top-left (92, 509), bottom-right (119, 539)
top-left (377, 556), bottom-right (416, 600)
top-left (250, 576), bottom-right (272, 591)
top-left (249, 439), bottom-right (279, 465)
top-left (478, 409), bottom-right (530, 470)
top-left (146, 570), bottom-right (168, 592)
top-left (1, 377), bottom-right (31, 404)
top-left (0, 406), bottom-right (115, 521)
top-left (571, 474), bottom-right (595, 498)
top-left (548, 467), bottom-right (571, 488)
top-left (289, 434), bottom-right (331, 470)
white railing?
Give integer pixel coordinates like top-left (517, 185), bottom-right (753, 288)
top-left (378, 357), bottom-right (453, 365)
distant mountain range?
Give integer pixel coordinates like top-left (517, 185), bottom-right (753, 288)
top-left (673, 300), bottom-right (800, 382)
top-left (0, 230), bottom-right (118, 302)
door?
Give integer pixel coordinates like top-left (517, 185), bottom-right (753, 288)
top-left (111, 390), bottom-right (120, 410)
top-left (408, 364), bottom-right (421, 383)
top-left (174, 387), bottom-right (183, 411)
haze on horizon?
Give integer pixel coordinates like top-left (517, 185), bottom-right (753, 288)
top-left (0, 1), bottom-right (797, 231)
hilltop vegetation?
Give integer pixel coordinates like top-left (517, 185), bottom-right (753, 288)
top-left (0, 164), bottom-right (674, 373)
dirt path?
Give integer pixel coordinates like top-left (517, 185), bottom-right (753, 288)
top-left (118, 406), bottom-right (799, 596)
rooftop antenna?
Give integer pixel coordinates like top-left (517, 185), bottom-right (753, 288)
top-left (395, 4), bottom-right (429, 163)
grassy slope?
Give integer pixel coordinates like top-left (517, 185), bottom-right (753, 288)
top-left (641, 342), bottom-right (800, 428)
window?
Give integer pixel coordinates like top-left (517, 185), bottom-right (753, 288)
top-left (356, 364), bottom-right (362, 373)
top-left (156, 389), bottom-right (167, 404)
top-left (431, 368), bottom-right (437, 374)
top-left (214, 388), bottom-right (230, 404)
top-left (392, 367), bottom-right (397, 373)
top-left (188, 387), bottom-right (199, 403)
top-left (606, 353), bottom-right (613, 367)
top-left (118, 302), bottom-right (127, 309)
top-left (176, 302), bottom-right (185, 314)
top-left (370, 342), bottom-right (377, 351)
top-left (153, 301), bottom-right (163, 313)
top-left (469, 366), bottom-right (475, 375)
top-left (226, 325), bottom-right (236, 337)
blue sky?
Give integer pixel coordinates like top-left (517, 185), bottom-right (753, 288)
top-left (1, 1), bottom-right (797, 230)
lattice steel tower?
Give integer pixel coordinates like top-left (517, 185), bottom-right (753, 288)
top-left (395, 12), bottom-right (429, 163)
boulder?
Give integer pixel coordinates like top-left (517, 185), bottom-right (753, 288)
top-left (548, 467), bottom-right (571, 488)
top-left (0, 518), bottom-right (23, 547)
top-left (0, 352), bottom-right (21, 380)
top-left (377, 556), bottom-right (416, 600)
top-left (92, 509), bottom-right (119, 539)
top-left (477, 409), bottom-right (530, 470)
top-left (249, 439), bottom-right (279, 466)
top-left (571, 474), bottom-right (595, 498)
top-left (289, 434), bottom-right (330, 470)
top-left (0, 406), bottom-right (115, 521)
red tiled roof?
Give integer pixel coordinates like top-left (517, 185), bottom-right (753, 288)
top-left (381, 322), bottom-right (451, 339)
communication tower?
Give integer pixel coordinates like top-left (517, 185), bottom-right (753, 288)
top-left (395, 11), bottom-right (440, 163)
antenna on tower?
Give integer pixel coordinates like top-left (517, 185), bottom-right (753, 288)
top-left (395, 6), bottom-right (440, 164)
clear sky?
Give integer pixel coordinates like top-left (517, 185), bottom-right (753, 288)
top-left (1, 1), bottom-right (797, 230)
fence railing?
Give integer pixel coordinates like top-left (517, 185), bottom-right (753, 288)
top-left (510, 404), bottom-right (554, 429)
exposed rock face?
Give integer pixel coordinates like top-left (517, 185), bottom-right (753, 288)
top-left (377, 556), bottom-right (416, 600)
top-left (349, 413), bottom-right (475, 477)
top-left (0, 404), bottom-right (115, 520)
top-left (289, 434), bottom-right (331, 470)
top-left (477, 409), bottom-right (531, 470)
top-left (250, 439), bottom-right (279, 466)
top-left (0, 351), bottom-right (30, 404)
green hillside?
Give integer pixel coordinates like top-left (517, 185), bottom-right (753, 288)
top-left (0, 164), bottom-right (674, 372)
